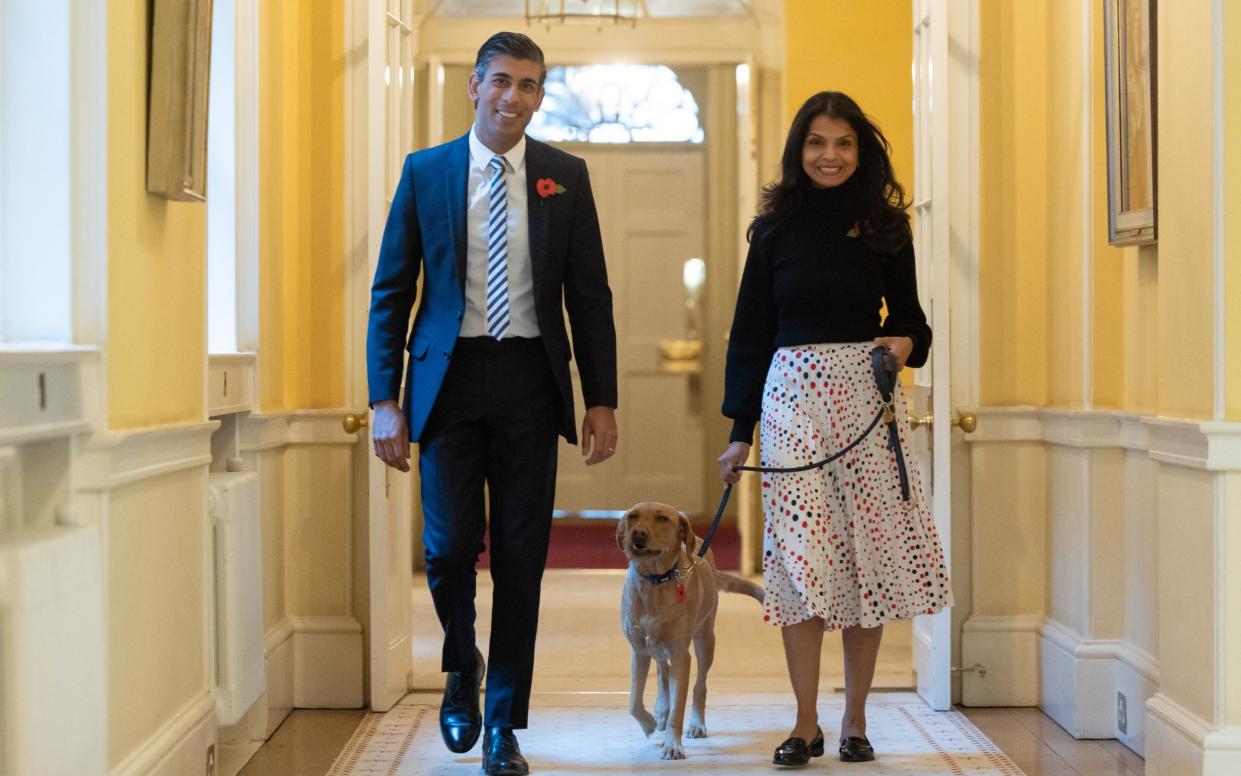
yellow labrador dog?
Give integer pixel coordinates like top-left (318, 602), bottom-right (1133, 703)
top-left (616, 502), bottom-right (764, 760)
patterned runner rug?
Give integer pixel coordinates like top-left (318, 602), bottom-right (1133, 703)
top-left (328, 696), bottom-right (1025, 775)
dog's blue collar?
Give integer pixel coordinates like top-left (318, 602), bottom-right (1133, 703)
top-left (642, 565), bottom-right (680, 585)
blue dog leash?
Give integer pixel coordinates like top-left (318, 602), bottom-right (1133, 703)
top-left (697, 346), bottom-right (911, 560)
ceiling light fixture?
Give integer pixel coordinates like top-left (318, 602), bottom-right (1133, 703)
top-left (524, 0), bottom-right (643, 29)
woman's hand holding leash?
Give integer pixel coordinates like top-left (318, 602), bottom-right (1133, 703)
top-left (871, 336), bottom-right (914, 370)
top-left (717, 441), bottom-right (751, 484)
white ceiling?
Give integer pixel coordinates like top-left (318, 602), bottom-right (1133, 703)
top-left (432, 0), bottom-right (751, 19)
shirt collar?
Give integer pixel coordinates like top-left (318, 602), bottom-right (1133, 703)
top-left (469, 126), bottom-right (526, 175)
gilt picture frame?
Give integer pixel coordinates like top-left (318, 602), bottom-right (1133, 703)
top-left (1103, 0), bottom-right (1157, 245)
top-left (146, 0), bottom-right (213, 201)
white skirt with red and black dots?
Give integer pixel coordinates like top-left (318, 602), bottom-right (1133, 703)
top-left (757, 341), bottom-right (953, 630)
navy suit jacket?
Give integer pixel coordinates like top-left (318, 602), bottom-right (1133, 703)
top-left (366, 133), bottom-right (617, 445)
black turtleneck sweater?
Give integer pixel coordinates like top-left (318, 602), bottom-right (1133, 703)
top-left (722, 183), bottom-right (932, 443)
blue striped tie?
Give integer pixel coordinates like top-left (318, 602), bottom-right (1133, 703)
top-left (485, 155), bottom-right (510, 340)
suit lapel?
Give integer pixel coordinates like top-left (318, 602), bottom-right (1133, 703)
top-left (445, 135), bottom-right (470, 298)
top-left (525, 138), bottom-right (551, 294)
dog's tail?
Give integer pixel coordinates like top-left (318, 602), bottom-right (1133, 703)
top-left (716, 571), bottom-right (765, 603)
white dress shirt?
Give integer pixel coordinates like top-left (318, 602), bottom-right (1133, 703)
top-left (461, 127), bottom-right (540, 338)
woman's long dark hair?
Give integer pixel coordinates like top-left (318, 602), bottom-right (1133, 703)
top-left (749, 91), bottom-right (911, 254)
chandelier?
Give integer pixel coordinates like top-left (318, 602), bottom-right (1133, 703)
top-left (524, 0), bottom-right (643, 28)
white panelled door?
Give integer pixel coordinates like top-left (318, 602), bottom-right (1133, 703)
top-left (352, 0), bottom-right (418, 713)
top-left (911, 0), bottom-right (953, 711)
top-left (552, 146), bottom-right (708, 515)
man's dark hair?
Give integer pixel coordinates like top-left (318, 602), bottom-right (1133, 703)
top-left (473, 31), bottom-right (547, 85)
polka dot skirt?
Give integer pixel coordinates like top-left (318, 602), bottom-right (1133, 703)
top-left (758, 342), bottom-right (953, 630)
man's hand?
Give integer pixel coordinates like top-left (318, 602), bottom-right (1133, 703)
top-left (872, 336), bottom-right (914, 370)
top-left (581, 406), bottom-right (618, 466)
top-left (371, 400), bottom-right (410, 472)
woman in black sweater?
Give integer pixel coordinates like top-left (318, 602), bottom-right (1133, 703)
top-left (718, 92), bottom-right (952, 766)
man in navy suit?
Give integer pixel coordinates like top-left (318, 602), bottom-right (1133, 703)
top-left (366, 32), bottom-right (617, 776)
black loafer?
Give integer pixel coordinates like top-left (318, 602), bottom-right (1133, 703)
top-left (772, 726), bottom-right (824, 767)
top-left (482, 727), bottom-right (529, 776)
top-left (839, 735), bottom-right (876, 762)
top-left (439, 647), bottom-right (485, 753)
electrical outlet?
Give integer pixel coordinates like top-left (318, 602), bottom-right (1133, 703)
top-left (1117, 691), bottom-right (1128, 734)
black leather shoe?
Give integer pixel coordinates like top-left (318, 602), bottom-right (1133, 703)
top-left (771, 727), bottom-right (824, 767)
top-left (839, 735), bottom-right (876, 762)
top-left (482, 727), bottom-right (529, 776)
top-left (439, 647), bottom-right (485, 753)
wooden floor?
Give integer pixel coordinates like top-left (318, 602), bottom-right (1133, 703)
top-left (959, 707), bottom-right (1144, 776)
top-left (238, 571), bottom-right (1145, 776)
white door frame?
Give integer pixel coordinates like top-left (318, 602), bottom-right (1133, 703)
top-left (911, 0), bottom-right (981, 710)
top-left (344, 0), bottom-right (419, 712)
top-left (944, 0), bottom-right (982, 707)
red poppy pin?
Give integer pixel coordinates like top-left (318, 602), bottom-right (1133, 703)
top-left (536, 177), bottom-right (566, 199)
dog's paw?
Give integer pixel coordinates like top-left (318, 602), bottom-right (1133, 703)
top-left (685, 722), bottom-right (707, 739)
top-left (654, 707), bottom-right (669, 730)
top-left (657, 734), bottom-right (686, 760)
top-left (634, 711), bottom-right (657, 738)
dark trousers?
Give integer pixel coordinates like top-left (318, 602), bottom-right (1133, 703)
top-left (418, 336), bottom-right (560, 730)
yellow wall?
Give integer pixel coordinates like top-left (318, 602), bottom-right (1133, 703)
top-left (109, 0), bottom-right (346, 424)
top-left (979, 2), bottom-right (1051, 406)
top-left (259, 1), bottom-right (346, 411)
top-left (784, 0), bottom-right (912, 208)
top-left (1227, 2), bottom-right (1241, 420)
top-left (978, 1), bottom-right (1218, 418)
top-left (1157, 1), bottom-right (1215, 419)
top-left (1090, 0), bottom-right (1147, 411)
top-left (107, 0), bottom-right (206, 429)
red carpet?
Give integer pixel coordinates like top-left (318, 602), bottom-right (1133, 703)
top-left (478, 519), bottom-right (742, 571)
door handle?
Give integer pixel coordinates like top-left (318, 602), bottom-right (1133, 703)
top-left (343, 413), bottom-right (369, 434)
top-left (908, 411), bottom-right (977, 433)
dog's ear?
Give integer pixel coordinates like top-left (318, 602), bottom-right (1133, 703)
top-left (616, 514), bottom-right (628, 551)
top-left (678, 513), bottom-right (695, 554)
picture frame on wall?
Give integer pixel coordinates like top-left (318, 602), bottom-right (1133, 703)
top-left (1103, 0), bottom-right (1157, 246)
top-left (146, 0), bottom-right (213, 201)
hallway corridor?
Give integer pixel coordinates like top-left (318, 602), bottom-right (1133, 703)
top-left (236, 572), bottom-right (1143, 775)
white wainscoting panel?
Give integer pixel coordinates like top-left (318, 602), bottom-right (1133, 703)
top-left (110, 692), bottom-right (216, 776)
top-left (1039, 619), bottom-right (1118, 738)
top-left (0, 525), bottom-right (107, 775)
top-left (959, 615), bottom-right (1042, 706)
top-left (968, 406), bottom-right (1241, 773)
top-left (291, 615), bottom-right (365, 708)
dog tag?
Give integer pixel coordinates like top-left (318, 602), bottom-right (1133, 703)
top-left (676, 582), bottom-right (685, 603)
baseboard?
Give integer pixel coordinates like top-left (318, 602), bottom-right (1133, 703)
top-left (1203, 727), bottom-right (1241, 775)
top-left (215, 694), bottom-right (267, 776)
top-left (959, 615), bottom-right (1041, 706)
top-left (1039, 619), bottom-right (1117, 738)
top-left (290, 616), bottom-right (364, 708)
top-left (264, 619), bottom-right (295, 737)
top-left (1115, 641), bottom-right (1159, 756)
top-left (1146, 693), bottom-right (1209, 776)
top-left (1146, 693), bottom-right (1241, 776)
top-left (214, 623), bottom-right (295, 776)
top-left (110, 691), bottom-right (216, 776)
